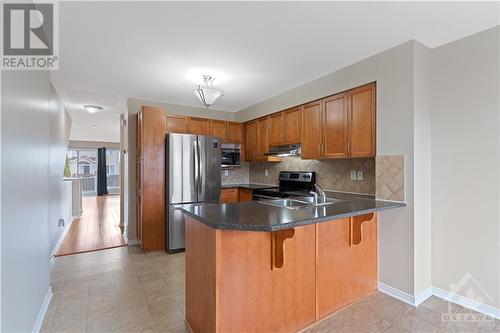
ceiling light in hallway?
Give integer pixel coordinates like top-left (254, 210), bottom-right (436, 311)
top-left (83, 104), bottom-right (103, 113)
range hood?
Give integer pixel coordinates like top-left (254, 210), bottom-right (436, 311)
top-left (264, 144), bottom-right (301, 157)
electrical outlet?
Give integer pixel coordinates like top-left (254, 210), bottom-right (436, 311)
top-left (350, 170), bottom-right (357, 181)
top-left (224, 170), bottom-right (229, 176)
top-left (265, 169), bottom-right (269, 176)
top-left (58, 217), bottom-right (65, 227)
top-left (357, 171), bottom-right (364, 180)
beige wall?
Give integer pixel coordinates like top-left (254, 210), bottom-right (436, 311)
top-left (237, 41), bottom-right (417, 295)
top-left (431, 27), bottom-right (500, 307)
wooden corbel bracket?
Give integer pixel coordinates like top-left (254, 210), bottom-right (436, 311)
top-left (271, 228), bottom-right (295, 270)
top-left (350, 213), bottom-right (374, 246)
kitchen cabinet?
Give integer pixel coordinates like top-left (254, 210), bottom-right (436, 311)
top-left (238, 188), bottom-right (253, 202)
top-left (210, 120), bottom-right (242, 143)
top-left (268, 107), bottom-right (302, 147)
top-left (226, 121), bottom-right (242, 143)
top-left (166, 114), bottom-right (189, 133)
top-left (283, 107), bottom-right (302, 144)
top-left (323, 93), bottom-right (349, 158)
top-left (301, 82), bottom-right (376, 159)
top-left (256, 117), bottom-right (270, 160)
top-left (245, 121), bottom-right (258, 161)
top-left (137, 106), bottom-right (166, 251)
top-left (301, 101), bottom-right (322, 159)
top-left (348, 83), bottom-right (376, 157)
top-left (268, 112), bottom-right (284, 146)
top-left (220, 188), bottom-right (239, 203)
top-left (316, 213), bottom-right (377, 318)
top-left (189, 117), bottom-right (211, 135)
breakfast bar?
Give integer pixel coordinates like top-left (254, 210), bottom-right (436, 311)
top-left (182, 194), bottom-right (404, 333)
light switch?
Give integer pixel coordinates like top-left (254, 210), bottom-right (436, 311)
top-left (265, 169), bottom-right (269, 176)
top-left (350, 170), bottom-right (357, 181)
top-left (224, 170), bottom-right (229, 176)
top-left (357, 171), bottom-right (364, 180)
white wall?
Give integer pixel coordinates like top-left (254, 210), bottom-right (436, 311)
top-left (49, 84), bottom-right (73, 254)
top-left (237, 42), bottom-right (417, 295)
top-left (70, 123), bottom-right (120, 143)
top-left (125, 98), bottom-right (235, 241)
top-left (431, 26), bottom-right (500, 308)
top-left (1, 71), bottom-right (52, 332)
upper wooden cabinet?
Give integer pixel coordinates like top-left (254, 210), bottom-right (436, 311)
top-left (226, 121), bottom-right (242, 143)
top-left (189, 117), bottom-right (210, 135)
top-left (256, 117), bottom-right (270, 161)
top-left (283, 107), bottom-right (302, 144)
top-left (210, 120), bottom-right (242, 143)
top-left (301, 101), bottom-right (322, 159)
top-left (268, 112), bottom-right (284, 146)
top-left (245, 121), bottom-right (258, 161)
top-left (166, 114), bottom-right (188, 133)
top-left (268, 107), bottom-right (303, 147)
top-left (301, 82), bottom-right (376, 159)
top-left (348, 84), bottom-right (376, 157)
top-left (323, 93), bottom-right (349, 158)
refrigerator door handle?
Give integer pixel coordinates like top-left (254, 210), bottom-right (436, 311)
top-left (197, 138), bottom-right (202, 198)
top-left (193, 140), bottom-right (199, 199)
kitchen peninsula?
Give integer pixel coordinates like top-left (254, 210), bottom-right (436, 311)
top-left (181, 193), bottom-right (404, 333)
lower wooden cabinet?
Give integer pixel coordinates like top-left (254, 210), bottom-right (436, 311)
top-left (316, 213), bottom-right (377, 318)
top-left (238, 188), bottom-right (253, 202)
top-left (220, 188), bottom-right (239, 203)
top-left (220, 188), bottom-right (254, 203)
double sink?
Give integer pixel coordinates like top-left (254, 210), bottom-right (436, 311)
top-left (259, 196), bottom-right (340, 210)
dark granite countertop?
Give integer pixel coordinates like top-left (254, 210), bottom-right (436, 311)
top-left (181, 192), bottom-right (405, 231)
top-left (221, 183), bottom-right (277, 190)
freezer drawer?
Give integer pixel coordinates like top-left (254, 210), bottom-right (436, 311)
top-left (167, 204), bottom-right (186, 252)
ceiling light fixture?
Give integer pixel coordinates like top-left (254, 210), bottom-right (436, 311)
top-left (194, 75), bottom-right (223, 108)
top-left (83, 104), bottom-right (103, 113)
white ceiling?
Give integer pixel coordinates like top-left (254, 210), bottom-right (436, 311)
top-left (52, 1), bottom-right (499, 139)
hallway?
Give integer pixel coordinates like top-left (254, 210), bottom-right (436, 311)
top-left (55, 195), bottom-right (126, 256)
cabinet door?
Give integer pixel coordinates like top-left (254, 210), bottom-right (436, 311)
top-left (301, 101), bottom-right (322, 159)
top-left (245, 121), bottom-right (257, 161)
top-left (256, 118), bottom-right (270, 160)
top-left (323, 93), bottom-right (349, 158)
top-left (316, 218), bottom-right (352, 318)
top-left (268, 112), bottom-right (284, 146)
top-left (189, 117), bottom-right (210, 135)
top-left (220, 188), bottom-right (239, 203)
top-left (283, 107), bottom-right (302, 144)
top-left (238, 189), bottom-right (253, 202)
top-left (226, 121), bottom-right (242, 143)
top-left (210, 119), bottom-right (227, 140)
top-left (166, 114), bottom-right (188, 133)
top-left (348, 83), bottom-right (376, 157)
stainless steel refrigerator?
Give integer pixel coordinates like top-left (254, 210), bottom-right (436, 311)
top-left (165, 133), bottom-right (221, 252)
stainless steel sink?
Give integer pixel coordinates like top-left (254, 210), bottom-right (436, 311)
top-left (258, 199), bottom-right (312, 210)
top-left (294, 196), bottom-right (341, 206)
top-left (259, 197), bottom-right (341, 210)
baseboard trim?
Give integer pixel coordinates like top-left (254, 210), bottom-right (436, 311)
top-left (50, 218), bottom-right (74, 265)
top-left (378, 282), bottom-right (416, 306)
top-left (433, 286), bottom-right (500, 320)
top-left (32, 286), bottom-right (53, 333)
top-left (378, 282), bottom-right (500, 319)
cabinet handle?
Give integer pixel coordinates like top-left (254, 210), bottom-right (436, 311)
top-left (347, 141), bottom-right (351, 155)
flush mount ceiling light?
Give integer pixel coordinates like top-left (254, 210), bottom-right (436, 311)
top-left (194, 75), bottom-right (223, 108)
top-left (83, 104), bottom-right (103, 113)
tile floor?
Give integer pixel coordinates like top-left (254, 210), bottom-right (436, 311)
top-left (43, 246), bottom-right (500, 333)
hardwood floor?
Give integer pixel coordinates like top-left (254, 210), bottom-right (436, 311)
top-left (55, 195), bottom-right (126, 257)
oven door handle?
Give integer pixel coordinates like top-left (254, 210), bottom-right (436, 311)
top-left (252, 194), bottom-right (280, 201)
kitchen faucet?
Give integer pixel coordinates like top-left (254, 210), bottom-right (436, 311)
top-left (310, 184), bottom-right (327, 203)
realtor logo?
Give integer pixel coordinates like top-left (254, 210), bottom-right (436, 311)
top-left (1, 2), bottom-right (58, 69)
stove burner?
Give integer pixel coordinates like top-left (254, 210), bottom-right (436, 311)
top-left (253, 171), bottom-right (316, 199)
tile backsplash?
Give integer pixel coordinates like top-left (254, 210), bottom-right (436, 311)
top-left (221, 162), bottom-right (250, 184)
top-left (249, 157), bottom-right (375, 195)
top-left (375, 155), bottom-right (405, 201)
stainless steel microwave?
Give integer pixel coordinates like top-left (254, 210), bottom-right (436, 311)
top-left (221, 143), bottom-right (241, 168)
